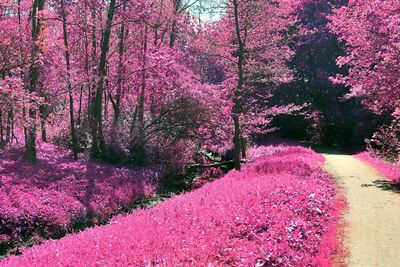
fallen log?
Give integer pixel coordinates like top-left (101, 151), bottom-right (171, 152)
top-left (189, 160), bottom-right (247, 169)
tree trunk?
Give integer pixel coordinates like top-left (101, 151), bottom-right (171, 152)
top-left (169, 20), bottom-right (177, 48)
top-left (40, 104), bottom-right (47, 142)
top-left (241, 137), bottom-right (246, 159)
top-left (61, 0), bottom-right (78, 160)
top-left (25, 0), bottom-right (45, 163)
top-left (169, 0), bottom-right (182, 48)
top-left (90, 0), bottom-right (116, 158)
top-left (6, 109), bottom-right (12, 143)
top-left (77, 85), bottom-right (83, 125)
top-left (104, 79), bottom-right (109, 121)
top-left (130, 24), bottom-right (148, 163)
top-left (138, 24), bottom-right (148, 145)
top-left (232, 0), bottom-right (245, 171)
top-left (0, 109), bottom-right (4, 147)
top-left (114, 21), bottom-right (126, 123)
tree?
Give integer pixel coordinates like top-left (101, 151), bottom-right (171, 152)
top-left (90, 0), bottom-right (117, 158)
top-left (192, 0), bottom-right (298, 170)
top-left (330, 0), bottom-right (400, 120)
top-left (25, 0), bottom-right (45, 163)
top-left (60, 0), bottom-right (78, 159)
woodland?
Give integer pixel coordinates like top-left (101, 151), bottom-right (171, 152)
top-left (0, 0), bottom-right (399, 266)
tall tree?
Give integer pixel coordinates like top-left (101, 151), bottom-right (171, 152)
top-left (60, 0), bottom-right (78, 159)
top-left (199, 0), bottom-right (297, 170)
top-left (90, 0), bottom-right (117, 158)
top-left (25, 0), bottom-right (45, 163)
top-left (231, 0), bottom-right (244, 170)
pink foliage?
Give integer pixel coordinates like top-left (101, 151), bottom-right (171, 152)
top-left (329, 0), bottom-right (400, 118)
top-left (248, 145), bottom-right (324, 163)
top-left (1, 146), bottom-right (343, 266)
top-left (355, 152), bottom-right (400, 182)
top-left (0, 143), bottom-right (160, 245)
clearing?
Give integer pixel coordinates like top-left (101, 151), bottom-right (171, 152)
top-left (324, 153), bottom-right (400, 267)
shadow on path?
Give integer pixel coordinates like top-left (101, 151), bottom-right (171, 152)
top-left (361, 180), bottom-right (400, 194)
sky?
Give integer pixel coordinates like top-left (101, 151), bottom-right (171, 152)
top-left (188, 0), bottom-right (224, 22)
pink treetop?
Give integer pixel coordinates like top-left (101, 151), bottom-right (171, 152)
top-left (190, 0), bottom-right (303, 143)
top-left (330, 0), bottom-right (400, 119)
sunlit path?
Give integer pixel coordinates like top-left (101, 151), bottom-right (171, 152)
top-left (324, 154), bottom-right (400, 267)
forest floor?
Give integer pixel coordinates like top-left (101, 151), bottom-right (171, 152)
top-left (323, 153), bottom-right (400, 267)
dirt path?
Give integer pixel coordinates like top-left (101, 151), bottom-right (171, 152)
top-left (323, 153), bottom-right (400, 267)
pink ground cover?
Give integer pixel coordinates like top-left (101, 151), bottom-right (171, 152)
top-left (1, 146), bottom-right (344, 266)
top-left (0, 143), bottom-right (160, 246)
top-left (355, 152), bottom-right (400, 182)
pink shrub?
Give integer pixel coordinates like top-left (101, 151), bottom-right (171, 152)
top-left (248, 145), bottom-right (324, 163)
top-left (1, 146), bottom-right (343, 266)
top-left (0, 143), bottom-right (160, 247)
top-left (355, 152), bottom-right (400, 182)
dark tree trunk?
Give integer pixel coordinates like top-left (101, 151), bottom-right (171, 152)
top-left (78, 85), bottom-right (83, 125)
top-left (88, 4), bottom-right (97, 121)
top-left (61, 0), bottom-right (78, 160)
top-left (130, 24), bottom-right (148, 163)
top-left (241, 137), bottom-right (246, 159)
top-left (0, 109), bottom-right (4, 147)
top-left (169, 0), bottom-right (182, 48)
top-left (137, 24), bottom-right (148, 145)
top-left (114, 21), bottom-right (126, 123)
top-left (40, 104), bottom-right (47, 142)
top-left (25, 0), bottom-right (45, 163)
top-left (6, 109), bottom-right (12, 143)
top-left (232, 0), bottom-right (245, 171)
top-left (83, 2), bottom-right (90, 118)
top-left (104, 79), bottom-right (109, 121)
top-left (169, 20), bottom-right (177, 48)
top-left (90, 0), bottom-right (116, 158)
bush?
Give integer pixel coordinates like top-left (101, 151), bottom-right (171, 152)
top-left (366, 120), bottom-right (400, 163)
top-left (0, 143), bottom-right (161, 251)
top-left (356, 152), bottom-right (400, 182)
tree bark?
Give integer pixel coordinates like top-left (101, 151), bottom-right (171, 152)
top-left (90, 0), bottom-right (116, 158)
top-left (40, 104), bottom-right (47, 142)
top-left (0, 109), bottom-right (4, 147)
top-left (232, 0), bottom-right (245, 171)
top-left (6, 109), bottom-right (12, 143)
top-left (61, 0), bottom-right (79, 160)
top-left (25, 0), bottom-right (45, 163)
top-left (114, 21), bottom-right (126, 123)
top-left (169, 19), bottom-right (178, 48)
top-left (138, 24), bottom-right (148, 146)
top-left (130, 24), bottom-right (148, 163)
top-left (77, 85), bottom-right (83, 125)
top-left (241, 136), bottom-right (246, 159)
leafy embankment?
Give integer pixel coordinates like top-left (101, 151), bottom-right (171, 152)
top-left (1, 146), bottom-right (344, 266)
top-left (0, 143), bottom-right (160, 253)
top-left (356, 152), bottom-right (400, 182)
